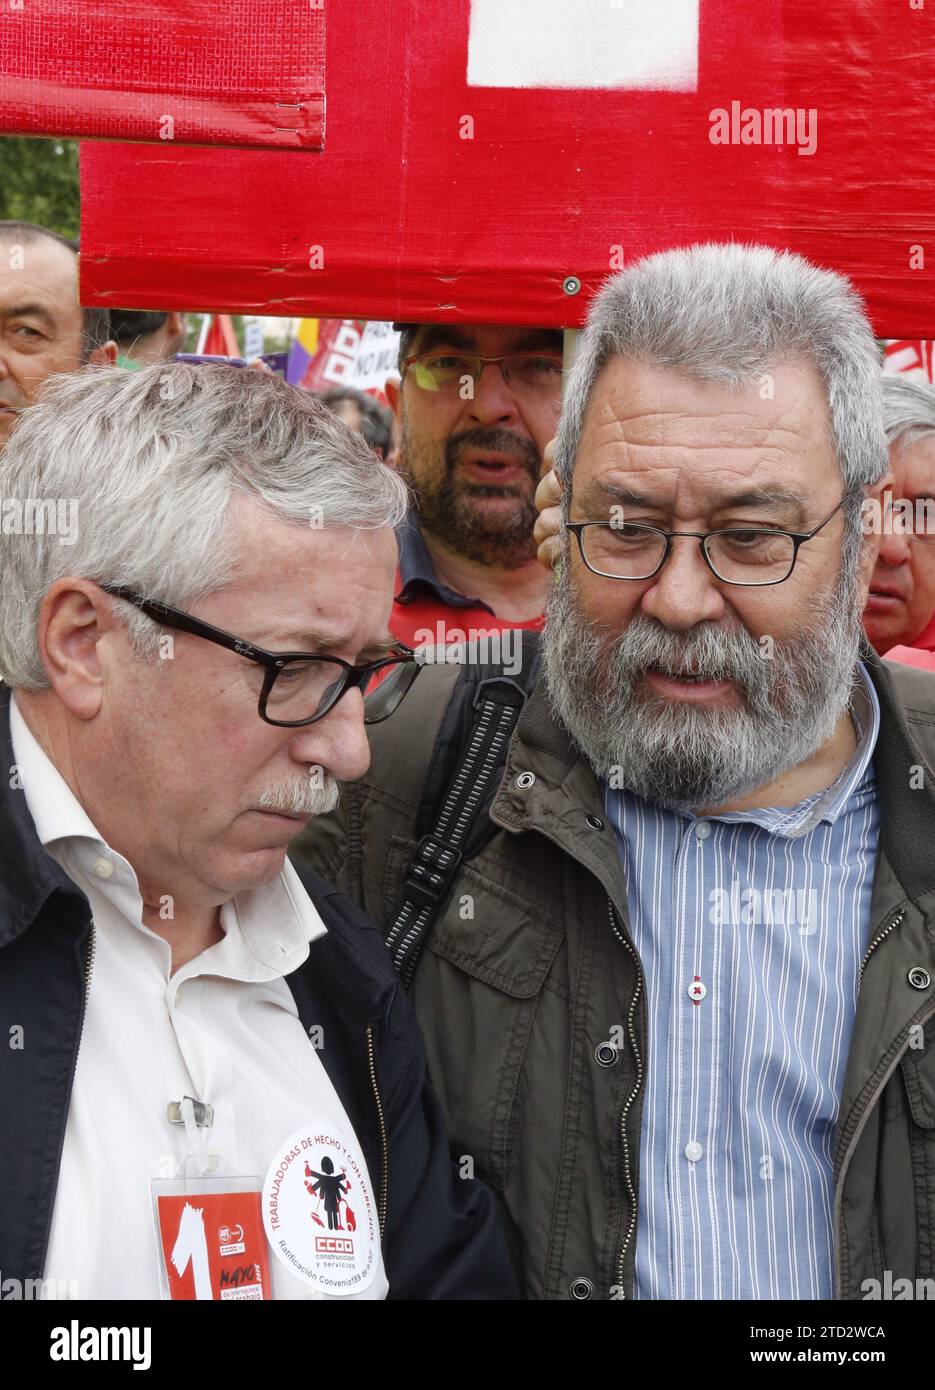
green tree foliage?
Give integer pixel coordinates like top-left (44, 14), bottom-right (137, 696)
top-left (0, 137), bottom-right (80, 239)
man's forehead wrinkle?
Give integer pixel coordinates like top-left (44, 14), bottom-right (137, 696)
top-left (586, 405), bottom-right (817, 451)
top-left (591, 470), bottom-right (809, 502)
top-left (0, 277), bottom-right (67, 306)
top-left (0, 278), bottom-right (78, 328)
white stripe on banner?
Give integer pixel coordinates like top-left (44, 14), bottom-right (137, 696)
top-left (467, 0), bottom-right (699, 92)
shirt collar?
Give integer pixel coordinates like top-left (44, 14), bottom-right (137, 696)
top-left (723, 660), bottom-right (880, 838)
top-left (9, 693), bottom-right (326, 972)
top-left (10, 692), bottom-right (101, 849)
top-left (395, 513), bottom-right (495, 613)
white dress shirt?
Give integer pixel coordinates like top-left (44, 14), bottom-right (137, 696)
top-left (10, 695), bottom-right (388, 1301)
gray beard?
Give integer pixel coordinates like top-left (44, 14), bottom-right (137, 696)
top-left (542, 564), bottom-right (864, 814)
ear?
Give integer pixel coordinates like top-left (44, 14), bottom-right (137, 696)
top-left (90, 340), bottom-right (118, 367)
top-left (855, 472), bottom-right (893, 600)
top-left (37, 580), bottom-right (119, 720)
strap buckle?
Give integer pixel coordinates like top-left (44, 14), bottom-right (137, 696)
top-left (472, 674), bottom-right (530, 712)
top-left (404, 833), bottom-right (464, 909)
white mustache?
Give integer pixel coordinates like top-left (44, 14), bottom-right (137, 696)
top-left (255, 772), bottom-right (340, 817)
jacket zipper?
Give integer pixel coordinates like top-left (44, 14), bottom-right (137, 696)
top-left (78, 920), bottom-right (96, 1057)
top-left (858, 905), bottom-right (905, 984)
top-left (832, 903), bottom-right (908, 1297)
top-left (365, 1022), bottom-right (388, 1240)
top-left (608, 901), bottom-right (644, 1299)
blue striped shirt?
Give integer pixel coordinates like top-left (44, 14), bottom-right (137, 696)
top-left (604, 664), bottom-right (880, 1300)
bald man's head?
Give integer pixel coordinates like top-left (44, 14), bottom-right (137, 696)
top-left (0, 221), bottom-right (114, 445)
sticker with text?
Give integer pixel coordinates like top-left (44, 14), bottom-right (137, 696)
top-left (262, 1122), bottom-right (380, 1296)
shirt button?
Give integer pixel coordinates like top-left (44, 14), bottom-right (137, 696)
top-left (684, 1140), bottom-right (704, 1162)
top-left (687, 977), bottom-right (707, 1003)
top-left (92, 856), bottom-right (115, 879)
top-left (694, 821), bottom-right (712, 841)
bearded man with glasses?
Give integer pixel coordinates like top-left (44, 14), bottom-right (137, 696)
top-left (384, 322), bottom-right (564, 650)
top-left (295, 243), bottom-right (935, 1302)
top-left (0, 361), bottom-right (517, 1302)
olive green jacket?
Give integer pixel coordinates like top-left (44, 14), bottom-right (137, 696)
top-left (291, 647), bottom-right (935, 1300)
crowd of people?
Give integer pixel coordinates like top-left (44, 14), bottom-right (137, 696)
top-left (2, 218), bottom-right (935, 1302)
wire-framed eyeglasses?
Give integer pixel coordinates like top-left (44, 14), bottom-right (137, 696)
top-left (565, 497), bottom-right (848, 587)
top-left (402, 350), bottom-right (563, 401)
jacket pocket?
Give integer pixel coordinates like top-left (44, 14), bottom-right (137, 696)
top-left (901, 1032), bottom-right (935, 1129)
top-left (404, 856), bottom-right (567, 1195)
top-left (425, 858), bottom-right (566, 998)
top-left (900, 1031), bottom-right (935, 1274)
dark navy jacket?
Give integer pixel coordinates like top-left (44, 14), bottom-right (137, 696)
top-left (0, 687), bottom-right (518, 1299)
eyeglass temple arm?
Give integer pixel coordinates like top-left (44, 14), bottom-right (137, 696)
top-left (100, 584), bottom-right (280, 670)
top-left (102, 583), bottom-right (417, 672)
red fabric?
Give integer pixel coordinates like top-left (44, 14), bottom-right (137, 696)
top-left (0, 0), bottom-right (324, 150)
top-left (390, 585), bottom-right (544, 652)
top-left (201, 314), bottom-right (240, 357)
top-left (882, 645), bottom-right (935, 674)
top-left (880, 610), bottom-right (935, 672)
top-left (76, 0), bottom-right (935, 333)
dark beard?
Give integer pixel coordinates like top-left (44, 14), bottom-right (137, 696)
top-left (541, 561), bottom-right (864, 814)
top-left (397, 422), bottom-right (541, 569)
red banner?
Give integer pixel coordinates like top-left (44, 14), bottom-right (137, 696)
top-left (0, 0), bottom-right (324, 150)
top-left (77, 0), bottom-right (935, 333)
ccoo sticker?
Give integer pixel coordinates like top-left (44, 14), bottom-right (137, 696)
top-left (262, 1121), bottom-right (380, 1296)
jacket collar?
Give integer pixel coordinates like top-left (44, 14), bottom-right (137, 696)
top-left (493, 638), bottom-right (935, 910)
top-left (0, 684), bottom-right (90, 950)
top-left (290, 871), bottom-right (403, 1027)
top-left (395, 514), bottom-right (495, 613)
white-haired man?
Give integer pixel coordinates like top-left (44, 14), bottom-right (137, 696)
top-left (0, 363), bottom-right (517, 1301)
top-left (865, 374), bottom-right (935, 670)
top-left (537, 373), bottom-right (935, 675)
top-left (295, 244), bottom-right (935, 1301)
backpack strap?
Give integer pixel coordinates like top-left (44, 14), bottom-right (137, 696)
top-left (385, 630), bottom-right (541, 988)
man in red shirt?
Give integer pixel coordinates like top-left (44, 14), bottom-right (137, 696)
top-left (385, 322), bottom-right (562, 651)
top-left (865, 375), bottom-right (935, 672)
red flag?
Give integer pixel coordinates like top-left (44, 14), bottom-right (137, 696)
top-left (197, 315), bottom-right (241, 358)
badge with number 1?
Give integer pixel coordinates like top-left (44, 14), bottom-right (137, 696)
top-left (152, 1173), bottom-right (272, 1300)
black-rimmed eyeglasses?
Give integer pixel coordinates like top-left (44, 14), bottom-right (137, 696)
top-left (566, 497), bottom-right (848, 587)
top-left (100, 585), bottom-right (420, 727)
